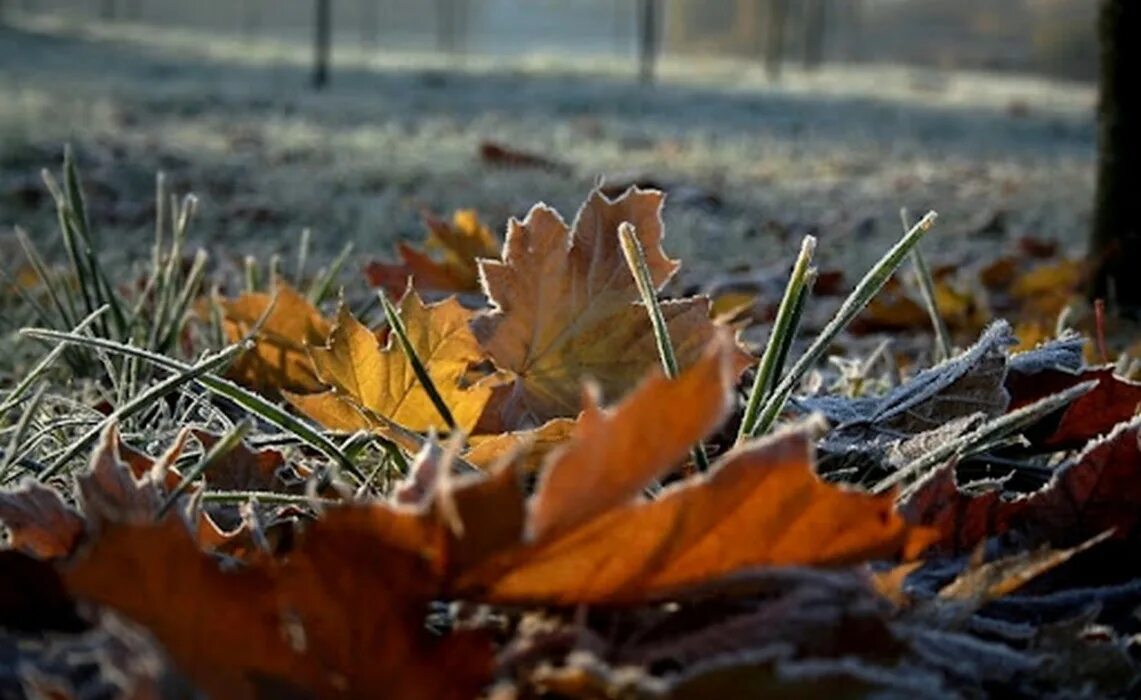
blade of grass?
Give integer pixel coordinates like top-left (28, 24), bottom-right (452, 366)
top-left (199, 490), bottom-right (338, 506)
top-left (878, 379), bottom-right (1097, 497)
top-left (42, 169), bottom-right (101, 334)
top-left (62, 148), bottom-right (128, 337)
top-left (156, 248), bottom-right (208, 354)
top-left (378, 289), bottom-right (457, 431)
top-left (296, 228), bottom-right (312, 284)
top-left (157, 419), bottom-right (253, 517)
top-left (308, 242), bottom-right (353, 304)
top-left (748, 211), bottom-right (939, 438)
top-left (619, 223), bottom-right (709, 471)
top-left (738, 235), bottom-right (816, 443)
top-left (15, 226), bottom-right (78, 328)
top-left (36, 343), bottom-right (245, 481)
top-left (0, 384), bottom-right (47, 482)
top-left (902, 208), bottom-right (953, 362)
top-left (19, 328), bottom-right (362, 483)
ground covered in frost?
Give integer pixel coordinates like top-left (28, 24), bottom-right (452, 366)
top-left (0, 13), bottom-right (1096, 288)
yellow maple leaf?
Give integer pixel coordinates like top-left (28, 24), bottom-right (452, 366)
top-left (472, 187), bottom-right (749, 428)
top-left (287, 290), bottom-right (491, 433)
top-left (220, 283), bottom-right (332, 394)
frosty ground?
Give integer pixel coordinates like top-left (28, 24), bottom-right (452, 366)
top-left (0, 14), bottom-right (1096, 292)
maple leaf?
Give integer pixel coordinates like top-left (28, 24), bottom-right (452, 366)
top-left (60, 511), bottom-right (491, 699)
top-left (473, 186), bottom-right (749, 427)
top-left (365, 209), bottom-right (499, 296)
top-left (444, 334), bottom-right (932, 604)
top-left (219, 282), bottom-right (332, 395)
top-left (0, 480), bottom-right (84, 559)
top-left (1006, 365), bottom-right (1141, 450)
top-left (902, 417), bottom-right (1141, 554)
top-left (287, 290), bottom-right (492, 433)
top-left (465, 417), bottom-right (577, 473)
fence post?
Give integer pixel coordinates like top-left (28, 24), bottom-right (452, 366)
top-left (313, 0), bottom-right (332, 89)
top-left (639, 0), bottom-right (659, 84)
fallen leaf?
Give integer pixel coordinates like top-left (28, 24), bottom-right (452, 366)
top-left (902, 418), bottom-right (1141, 553)
top-left (801, 322), bottom-right (1014, 479)
top-left (472, 187), bottom-right (748, 427)
top-left (1010, 259), bottom-right (1083, 319)
top-left (61, 511), bottom-right (491, 699)
top-left (478, 140), bottom-right (569, 173)
top-left (0, 481), bottom-right (84, 559)
top-left (288, 290), bottom-right (492, 434)
top-left (220, 283), bottom-right (332, 395)
top-left (1005, 366), bottom-right (1141, 450)
top-left (465, 418), bottom-right (577, 473)
top-left (365, 209), bottom-right (499, 296)
top-left (939, 531), bottom-right (1111, 605)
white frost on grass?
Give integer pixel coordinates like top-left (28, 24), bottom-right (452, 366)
top-left (0, 14), bottom-right (1096, 283)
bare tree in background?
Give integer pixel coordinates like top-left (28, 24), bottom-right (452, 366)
top-left (763, 0), bottom-right (788, 80)
top-left (313, 0), bottom-right (332, 89)
top-left (360, 0), bottom-right (379, 48)
top-left (435, 0), bottom-right (469, 55)
top-left (1089, 0), bottom-right (1141, 313)
top-left (240, 0), bottom-right (261, 37)
top-left (639, 0), bottom-right (659, 84)
top-left (802, 0), bottom-right (826, 70)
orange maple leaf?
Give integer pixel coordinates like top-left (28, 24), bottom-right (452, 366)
top-left (219, 282), bottom-right (332, 395)
top-left (473, 186), bottom-right (750, 428)
top-left (366, 209), bottom-right (499, 296)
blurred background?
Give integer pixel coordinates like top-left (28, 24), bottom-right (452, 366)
top-left (0, 0), bottom-right (1099, 284)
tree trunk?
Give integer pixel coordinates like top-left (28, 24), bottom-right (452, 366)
top-left (763, 0), bottom-right (788, 80)
top-left (638, 0), bottom-right (659, 84)
top-left (313, 0), bottom-right (332, 89)
top-left (802, 0), bottom-right (826, 70)
top-left (1088, 0), bottom-right (1141, 313)
top-left (240, 0), bottom-right (261, 37)
top-left (360, 0), bottom-right (378, 47)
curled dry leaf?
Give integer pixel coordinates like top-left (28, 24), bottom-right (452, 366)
top-left (61, 512), bottom-right (492, 700)
top-left (459, 423), bottom-right (937, 605)
top-left (366, 209), bottom-right (500, 297)
top-left (1005, 366), bottom-right (1141, 450)
top-left (287, 290), bottom-right (492, 433)
top-left (903, 418), bottom-right (1141, 554)
top-left (473, 186), bottom-right (749, 428)
top-left (220, 282), bottom-right (332, 395)
top-left (0, 481), bottom-right (84, 559)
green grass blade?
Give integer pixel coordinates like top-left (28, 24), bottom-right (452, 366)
top-left (20, 328), bottom-right (362, 483)
top-left (157, 419), bottom-right (252, 517)
top-left (738, 235), bottom-right (816, 443)
top-left (378, 289), bottom-right (457, 431)
top-left (308, 242), bottom-right (353, 304)
top-left (902, 208), bottom-right (953, 362)
top-left (749, 211), bottom-right (939, 437)
top-left (619, 223), bottom-right (709, 471)
top-left (878, 379), bottom-right (1097, 497)
top-left (36, 343), bottom-right (244, 480)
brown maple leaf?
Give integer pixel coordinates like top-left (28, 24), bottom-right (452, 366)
top-left (473, 186), bottom-right (750, 428)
